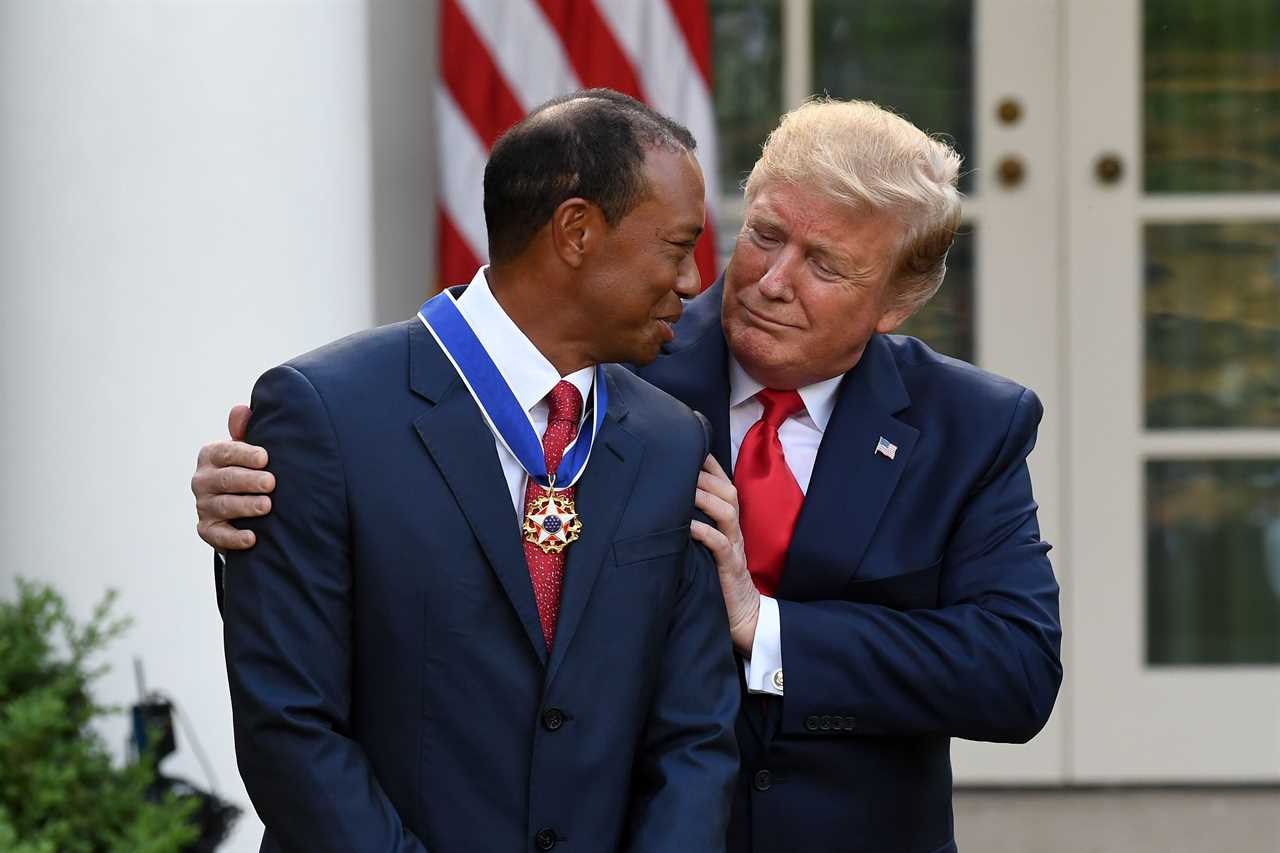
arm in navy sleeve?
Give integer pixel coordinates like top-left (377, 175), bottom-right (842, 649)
top-left (223, 365), bottom-right (429, 852)
top-left (777, 389), bottom-right (1062, 742)
top-left (625, 540), bottom-right (740, 853)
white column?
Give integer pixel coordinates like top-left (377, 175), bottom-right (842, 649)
top-left (0, 2), bottom-right (433, 849)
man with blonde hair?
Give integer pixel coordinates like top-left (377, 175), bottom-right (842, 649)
top-left (193, 96), bottom-right (1061, 853)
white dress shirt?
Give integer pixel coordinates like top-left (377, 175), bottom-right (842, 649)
top-left (728, 355), bottom-right (844, 696)
top-left (453, 267), bottom-right (595, 520)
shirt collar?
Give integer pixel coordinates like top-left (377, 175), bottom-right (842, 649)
top-left (454, 266), bottom-right (595, 415)
top-left (728, 354), bottom-right (844, 432)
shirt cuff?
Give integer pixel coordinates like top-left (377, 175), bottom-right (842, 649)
top-left (742, 595), bottom-right (783, 696)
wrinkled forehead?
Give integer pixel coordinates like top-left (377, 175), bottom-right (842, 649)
top-left (744, 180), bottom-right (909, 257)
top-left (745, 177), bottom-right (871, 222)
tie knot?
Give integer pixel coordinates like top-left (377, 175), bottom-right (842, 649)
top-left (548, 380), bottom-right (583, 424)
top-left (756, 388), bottom-right (805, 429)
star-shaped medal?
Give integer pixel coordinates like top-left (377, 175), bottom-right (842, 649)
top-left (522, 488), bottom-right (583, 554)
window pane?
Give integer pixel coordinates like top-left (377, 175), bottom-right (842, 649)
top-left (897, 228), bottom-right (976, 364)
top-left (1147, 459), bottom-right (1280, 665)
top-left (812, 0), bottom-right (974, 194)
top-left (1144, 0), bottom-right (1280, 193)
top-left (710, 0), bottom-right (782, 197)
top-left (1145, 222), bottom-right (1280, 428)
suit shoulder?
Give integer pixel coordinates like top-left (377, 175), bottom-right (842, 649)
top-left (276, 319), bottom-right (417, 390)
top-left (886, 334), bottom-right (1038, 411)
top-left (605, 366), bottom-right (705, 457)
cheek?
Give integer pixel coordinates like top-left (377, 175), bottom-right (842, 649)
top-left (728, 242), bottom-right (769, 284)
top-left (805, 289), bottom-right (876, 349)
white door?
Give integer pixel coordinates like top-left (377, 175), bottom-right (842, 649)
top-left (1066, 0), bottom-right (1280, 781)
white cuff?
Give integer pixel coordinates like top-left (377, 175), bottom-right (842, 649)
top-left (742, 595), bottom-right (783, 696)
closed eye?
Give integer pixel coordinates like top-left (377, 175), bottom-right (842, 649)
top-left (811, 258), bottom-right (843, 280)
top-left (746, 226), bottom-right (781, 247)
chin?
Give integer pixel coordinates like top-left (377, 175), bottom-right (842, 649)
top-left (728, 337), bottom-right (803, 387)
top-left (615, 339), bottom-right (662, 367)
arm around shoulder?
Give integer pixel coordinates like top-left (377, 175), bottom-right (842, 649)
top-left (223, 364), bottom-right (428, 852)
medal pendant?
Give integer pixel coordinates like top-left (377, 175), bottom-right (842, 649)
top-left (523, 487), bottom-right (582, 554)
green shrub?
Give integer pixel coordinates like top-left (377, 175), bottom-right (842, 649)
top-left (0, 579), bottom-right (199, 853)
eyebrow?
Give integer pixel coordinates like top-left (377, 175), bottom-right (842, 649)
top-left (745, 211), bottom-right (784, 232)
top-left (663, 224), bottom-right (704, 244)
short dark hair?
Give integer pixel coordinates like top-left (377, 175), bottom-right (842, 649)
top-left (482, 88), bottom-right (697, 263)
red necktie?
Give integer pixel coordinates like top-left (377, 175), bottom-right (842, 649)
top-left (734, 389), bottom-right (806, 596)
top-left (523, 380), bottom-right (583, 651)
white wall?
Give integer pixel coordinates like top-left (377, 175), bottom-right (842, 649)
top-left (0, 2), bottom-right (436, 850)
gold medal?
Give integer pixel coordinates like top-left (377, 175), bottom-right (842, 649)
top-left (523, 487), bottom-right (582, 554)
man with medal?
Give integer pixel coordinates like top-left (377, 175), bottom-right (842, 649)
top-left (209, 91), bottom-right (740, 852)
top-left (194, 95), bottom-right (1062, 853)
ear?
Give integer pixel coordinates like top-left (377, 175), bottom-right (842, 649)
top-left (875, 300), bottom-right (914, 335)
top-left (550, 198), bottom-right (608, 269)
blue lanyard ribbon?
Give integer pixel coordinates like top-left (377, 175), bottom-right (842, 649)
top-left (417, 290), bottom-right (607, 490)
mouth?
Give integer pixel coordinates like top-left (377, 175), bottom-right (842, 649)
top-left (655, 317), bottom-right (676, 342)
top-left (740, 302), bottom-right (797, 330)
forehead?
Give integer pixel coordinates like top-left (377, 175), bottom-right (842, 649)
top-left (632, 147), bottom-right (705, 230)
top-left (746, 182), bottom-right (903, 257)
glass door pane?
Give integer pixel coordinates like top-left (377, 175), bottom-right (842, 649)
top-left (1144, 0), bottom-right (1280, 193)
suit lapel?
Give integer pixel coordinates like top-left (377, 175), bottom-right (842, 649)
top-left (636, 279), bottom-right (732, 472)
top-left (776, 334), bottom-right (920, 601)
top-left (677, 334), bottom-right (732, 473)
top-left (545, 367), bottom-right (642, 686)
top-left (408, 321), bottom-right (549, 667)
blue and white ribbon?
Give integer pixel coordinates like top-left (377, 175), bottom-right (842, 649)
top-left (417, 290), bottom-right (607, 490)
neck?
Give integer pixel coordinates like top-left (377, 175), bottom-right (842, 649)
top-left (487, 266), bottom-right (594, 376)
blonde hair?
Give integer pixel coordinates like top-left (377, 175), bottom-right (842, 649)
top-left (744, 98), bottom-right (963, 315)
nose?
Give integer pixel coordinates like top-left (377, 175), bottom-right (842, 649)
top-left (674, 253), bottom-right (701, 298)
top-left (757, 251), bottom-right (796, 301)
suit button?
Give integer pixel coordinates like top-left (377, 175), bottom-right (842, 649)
top-left (753, 769), bottom-right (772, 791)
top-left (542, 708), bottom-right (565, 731)
top-left (844, 716), bottom-right (857, 730)
top-left (805, 715), bottom-right (819, 732)
top-left (535, 828), bottom-right (557, 850)
top-left (820, 715), bottom-right (832, 731)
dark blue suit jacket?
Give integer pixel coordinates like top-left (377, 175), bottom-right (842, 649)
top-left (635, 279), bottom-right (1063, 853)
top-left (222, 318), bottom-right (740, 852)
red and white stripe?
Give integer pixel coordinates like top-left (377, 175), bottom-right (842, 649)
top-left (436, 0), bottom-right (720, 289)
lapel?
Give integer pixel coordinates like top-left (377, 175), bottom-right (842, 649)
top-left (775, 334), bottom-right (920, 601)
top-left (408, 320), bottom-right (549, 667)
top-left (637, 278), bottom-right (732, 472)
top-left (544, 366), bottom-right (643, 687)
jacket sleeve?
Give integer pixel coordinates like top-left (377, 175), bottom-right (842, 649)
top-left (777, 388), bottom-right (1062, 743)
top-left (222, 364), bottom-right (428, 853)
top-left (625, 540), bottom-right (741, 853)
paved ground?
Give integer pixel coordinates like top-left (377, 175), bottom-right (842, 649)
top-left (954, 787), bottom-right (1280, 853)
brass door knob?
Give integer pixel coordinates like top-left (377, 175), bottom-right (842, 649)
top-left (996, 97), bottom-right (1023, 126)
top-left (996, 155), bottom-right (1026, 188)
top-left (1095, 153), bottom-right (1124, 185)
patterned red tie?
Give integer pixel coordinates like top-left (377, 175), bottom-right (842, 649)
top-left (523, 380), bottom-right (583, 651)
top-left (734, 389), bottom-right (806, 596)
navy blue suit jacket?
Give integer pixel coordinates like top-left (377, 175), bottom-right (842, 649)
top-left (635, 279), bottom-right (1063, 853)
top-left (222, 318), bottom-right (740, 852)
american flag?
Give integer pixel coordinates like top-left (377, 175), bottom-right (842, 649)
top-left (436, 0), bottom-right (720, 289)
top-left (875, 436), bottom-right (898, 460)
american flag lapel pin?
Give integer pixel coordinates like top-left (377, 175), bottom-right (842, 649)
top-left (874, 436), bottom-right (897, 460)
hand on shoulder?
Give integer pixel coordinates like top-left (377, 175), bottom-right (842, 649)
top-left (191, 404), bottom-right (274, 550)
